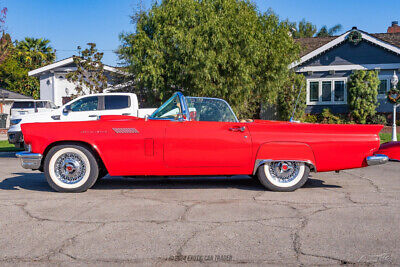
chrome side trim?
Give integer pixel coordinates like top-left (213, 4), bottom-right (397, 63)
top-left (16, 151), bottom-right (43, 170)
top-left (366, 154), bottom-right (389, 166)
top-left (253, 159), bottom-right (317, 175)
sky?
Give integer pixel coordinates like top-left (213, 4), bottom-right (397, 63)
top-left (5, 0), bottom-right (400, 66)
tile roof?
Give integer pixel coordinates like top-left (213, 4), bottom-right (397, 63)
top-left (295, 36), bottom-right (337, 57)
top-left (296, 32), bottom-right (400, 57)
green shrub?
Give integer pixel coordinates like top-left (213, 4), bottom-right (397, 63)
top-left (302, 114), bottom-right (318, 123)
top-left (319, 108), bottom-right (343, 124)
top-left (347, 70), bottom-right (380, 124)
top-left (368, 114), bottom-right (387, 125)
top-left (277, 73), bottom-right (306, 121)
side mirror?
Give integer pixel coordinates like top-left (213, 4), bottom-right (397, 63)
top-left (63, 105), bottom-right (71, 114)
top-left (144, 114), bottom-right (149, 121)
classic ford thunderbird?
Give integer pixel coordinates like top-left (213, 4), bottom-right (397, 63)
top-left (16, 92), bottom-right (396, 192)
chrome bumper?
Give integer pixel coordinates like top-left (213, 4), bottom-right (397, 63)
top-left (15, 151), bottom-right (43, 169)
top-left (366, 154), bottom-right (389, 166)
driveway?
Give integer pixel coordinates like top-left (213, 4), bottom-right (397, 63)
top-left (0, 152), bottom-right (399, 265)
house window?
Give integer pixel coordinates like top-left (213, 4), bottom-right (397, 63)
top-left (378, 79), bottom-right (387, 95)
top-left (309, 82), bottom-right (319, 102)
top-left (307, 78), bottom-right (347, 105)
top-left (321, 81), bottom-right (332, 101)
top-left (334, 81), bottom-right (345, 101)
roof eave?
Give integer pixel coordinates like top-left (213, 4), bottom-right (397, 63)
top-left (290, 29), bottom-right (400, 70)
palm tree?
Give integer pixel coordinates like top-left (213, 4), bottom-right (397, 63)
top-left (316, 24), bottom-right (343, 37)
top-left (16, 37), bottom-right (55, 67)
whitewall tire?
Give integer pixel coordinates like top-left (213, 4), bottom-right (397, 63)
top-left (44, 145), bottom-right (99, 192)
top-left (256, 161), bottom-right (310, 192)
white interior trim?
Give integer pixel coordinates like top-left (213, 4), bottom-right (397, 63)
top-left (297, 63), bottom-right (400, 72)
top-left (291, 29), bottom-right (400, 69)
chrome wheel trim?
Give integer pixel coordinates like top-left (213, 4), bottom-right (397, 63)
top-left (49, 148), bottom-right (91, 189)
top-left (263, 161), bottom-right (305, 188)
top-left (54, 152), bottom-right (86, 184)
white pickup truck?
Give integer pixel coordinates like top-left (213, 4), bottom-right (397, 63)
top-left (8, 93), bottom-right (156, 148)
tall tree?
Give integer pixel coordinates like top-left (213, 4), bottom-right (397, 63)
top-left (316, 24), bottom-right (343, 37)
top-left (0, 7), bottom-right (10, 64)
top-left (16, 37), bottom-right (55, 68)
top-left (0, 7), bottom-right (46, 99)
top-left (0, 7), bottom-right (7, 31)
top-left (289, 19), bottom-right (317, 38)
top-left (118, 0), bottom-right (301, 118)
top-left (66, 43), bottom-right (108, 96)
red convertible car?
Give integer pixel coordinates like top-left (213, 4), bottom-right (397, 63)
top-left (16, 92), bottom-right (395, 192)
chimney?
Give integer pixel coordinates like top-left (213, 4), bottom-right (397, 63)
top-left (387, 21), bottom-right (400, 33)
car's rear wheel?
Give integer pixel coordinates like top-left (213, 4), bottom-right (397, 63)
top-left (44, 145), bottom-right (99, 192)
top-left (256, 161), bottom-right (309, 192)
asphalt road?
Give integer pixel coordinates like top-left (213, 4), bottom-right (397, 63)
top-left (0, 152), bottom-right (399, 266)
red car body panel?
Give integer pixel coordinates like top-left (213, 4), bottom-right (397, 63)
top-left (21, 115), bottom-right (383, 176)
top-left (255, 142), bottom-right (316, 168)
top-left (376, 141), bottom-right (400, 161)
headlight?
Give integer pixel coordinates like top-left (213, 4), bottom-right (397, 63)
top-left (10, 119), bottom-right (22, 125)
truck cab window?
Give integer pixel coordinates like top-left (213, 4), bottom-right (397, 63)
top-left (70, 97), bottom-right (99, 112)
top-left (105, 95), bottom-right (130, 110)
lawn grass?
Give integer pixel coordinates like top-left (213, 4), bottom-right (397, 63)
top-left (0, 140), bottom-right (23, 152)
top-left (379, 133), bottom-right (400, 144)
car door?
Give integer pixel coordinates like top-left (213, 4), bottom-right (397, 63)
top-left (61, 96), bottom-right (100, 121)
top-left (164, 120), bottom-right (252, 171)
top-left (97, 118), bottom-right (167, 176)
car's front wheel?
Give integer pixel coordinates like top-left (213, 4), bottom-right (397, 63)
top-left (44, 144), bottom-right (99, 192)
top-left (256, 161), bottom-right (310, 192)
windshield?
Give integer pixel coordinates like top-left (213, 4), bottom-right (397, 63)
top-left (150, 93), bottom-right (238, 122)
top-left (186, 97), bottom-right (238, 122)
top-left (151, 94), bottom-right (182, 119)
top-left (12, 102), bottom-right (35, 109)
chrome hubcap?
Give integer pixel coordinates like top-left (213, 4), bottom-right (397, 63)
top-left (54, 153), bottom-right (86, 184)
top-left (269, 161), bottom-right (299, 183)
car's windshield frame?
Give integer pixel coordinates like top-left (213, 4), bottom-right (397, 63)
top-left (150, 92), bottom-right (238, 123)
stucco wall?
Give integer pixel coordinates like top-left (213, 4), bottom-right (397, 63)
top-left (38, 63), bottom-right (117, 107)
top-left (39, 72), bottom-right (54, 104)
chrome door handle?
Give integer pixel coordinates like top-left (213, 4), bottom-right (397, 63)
top-left (229, 126), bottom-right (245, 132)
top-left (88, 115), bottom-right (98, 118)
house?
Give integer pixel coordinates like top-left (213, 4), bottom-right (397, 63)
top-left (28, 57), bottom-right (124, 107)
top-left (292, 24), bottom-right (400, 114)
top-left (0, 88), bottom-right (33, 128)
